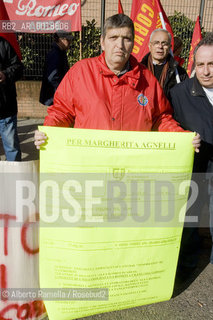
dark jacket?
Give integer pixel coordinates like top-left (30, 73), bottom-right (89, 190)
top-left (0, 37), bottom-right (23, 119)
top-left (39, 42), bottom-right (69, 106)
top-left (141, 53), bottom-right (188, 98)
top-left (170, 76), bottom-right (213, 172)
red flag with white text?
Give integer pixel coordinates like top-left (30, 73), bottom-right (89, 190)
top-left (187, 16), bottom-right (202, 76)
top-left (0, 0), bottom-right (22, 59)
top-left (130, 0), bottom-right (174, 62)
top-left (2, 0), bottom-right (81, 33)
top-left (118, 0), bottom-right (124, 14)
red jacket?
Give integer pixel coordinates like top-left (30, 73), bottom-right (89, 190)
top-left (44, 53), bottom-right (184, 132)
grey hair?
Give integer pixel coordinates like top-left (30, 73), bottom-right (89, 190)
top-left (102, 14), bottom-right (134, 40)
top-left (193, 32), bottom-right (213, 62)
top-left (149, 29), bottom-right (172, 45)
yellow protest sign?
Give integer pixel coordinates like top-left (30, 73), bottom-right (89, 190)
top-left (39, 127), bottom-right (195, 320)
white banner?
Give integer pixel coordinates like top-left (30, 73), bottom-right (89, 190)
top-left (0, 161), bottom-right (47, 320)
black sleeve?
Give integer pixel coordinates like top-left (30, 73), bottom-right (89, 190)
top-left (45, 50), bottom-right (63, 91)
top-left (1, 39), bottom-right (23, 83)
top-left (169, 86), bottom-right (183, 126)
top-left (177, 65), bottom-right (188, 82)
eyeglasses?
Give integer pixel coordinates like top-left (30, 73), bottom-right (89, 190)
top-left (150, 41), bottom-right (170, 47)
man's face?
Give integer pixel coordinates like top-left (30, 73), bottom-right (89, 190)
top-left (195, 45), bottom-right (213, 88)
top-left (149, 31), bottom-right (171, 64)
top-left (101, 27), bottom-right (134, 73)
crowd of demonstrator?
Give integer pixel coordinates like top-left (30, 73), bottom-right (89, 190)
top-left (1, 14), bottom-right (213, 271)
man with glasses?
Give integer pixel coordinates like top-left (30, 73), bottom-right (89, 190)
top-left (141, 29), bottom-right (188, 98)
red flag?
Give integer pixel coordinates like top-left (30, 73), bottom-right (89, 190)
top-left (118, 0), bottom-right (124, 14)
top-left (0, 1), bottom-right (22, 60)
top-left (187, 16), bottom-right (202, 76)
top-left (130, 0), bottom-right (174, 62)
top-left (3, 0), bottom-right (81, 33)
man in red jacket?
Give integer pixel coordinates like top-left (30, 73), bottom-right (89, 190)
top-left (34, 14), bottom-right (200, 150)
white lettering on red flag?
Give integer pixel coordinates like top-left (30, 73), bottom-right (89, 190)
top-left (2, 0), bottom-right (81, 32)
top-left (130, 0), bottom-right (173, 62)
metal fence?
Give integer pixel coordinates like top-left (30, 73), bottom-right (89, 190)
top-left (18, 0), bottom-right (213, 80)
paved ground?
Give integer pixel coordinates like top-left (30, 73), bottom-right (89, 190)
top-left (0, 118), bottom-right (213, 320)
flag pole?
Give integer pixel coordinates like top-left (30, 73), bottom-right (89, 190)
top-left (79, 31), bottom-right (82, 60)
top-left (101, 0), bottom-right (105, 53)
top-left (199, 0), bottom-right (205, 26)
top-left (156, 0), bottom-right (180, 83)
